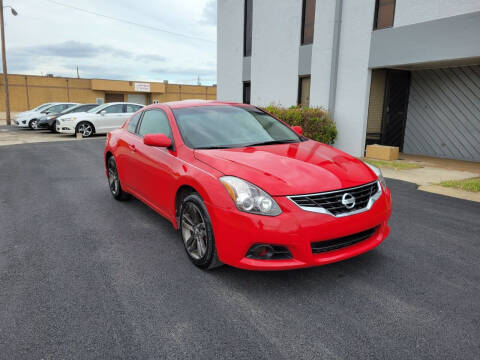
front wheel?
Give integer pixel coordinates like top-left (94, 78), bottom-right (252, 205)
top-left (180, 194), bottom-right (222, 270)
top-left (107, 156), bottom-right (130, 201)
top-left (28, 119), bottom-right (38, 130)
top-left (76, 121), bottom-right (94, 138)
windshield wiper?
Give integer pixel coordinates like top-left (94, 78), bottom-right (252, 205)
top-left (195, 145), bottom-right (235, 150)
top-left (244, 139), bottom-right (298, 147)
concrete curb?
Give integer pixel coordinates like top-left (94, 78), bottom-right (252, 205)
top-left (381, 167), bottom-right (480, 203)
top-left (418, 184), bottom-right (480, 203)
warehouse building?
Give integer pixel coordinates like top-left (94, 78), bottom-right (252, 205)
top-left (217, 0), bottom-right (480, 162)
top-left (0, 74), bottom-right (217, 119)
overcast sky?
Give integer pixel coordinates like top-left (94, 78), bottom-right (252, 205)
top-left (4, 0), bottom-right (217, 84)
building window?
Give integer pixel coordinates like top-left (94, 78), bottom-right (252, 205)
top-left (374, 0), bottom-right (396, 29)
top-left (243, 81), bottom-right (251, 104)
top-left (244, 0), bottom-right (253, 57)
top-left (298, 76), bottom-right (311, 108)
top-left (301, 0), bottom-right (316, 45)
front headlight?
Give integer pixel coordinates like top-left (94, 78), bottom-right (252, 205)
top-left (365, 162), bottom-right (387, 189)
top-left (61, 117), bottom-right (76, 122)
top-left (47, 115), bottom-right (56, 120)
top-left (219, 176), bottom-right (282, 216)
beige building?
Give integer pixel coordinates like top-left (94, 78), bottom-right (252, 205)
top-left (0, 74), bottom-right (217, 119)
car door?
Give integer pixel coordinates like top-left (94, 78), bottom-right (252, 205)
top-left (118, 111), bottom-right (143, 190)
top-left (127, 109), bottom-right (176, 215)
top-left (99, 104), bottom-right (125, 132)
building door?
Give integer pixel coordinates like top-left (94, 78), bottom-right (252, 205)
top-left (381, 70), bottom-right (411, 151)
top-left (403, 66), bottom-right (480, 162)
top-left (105, 93), bottom-right (124, 103)
top-left (127, 93), bottom-right (147, 105)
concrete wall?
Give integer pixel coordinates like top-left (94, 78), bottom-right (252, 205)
top-left (309, 0), bottom-right (336, 109)
top-left (250, 0), bottom-right (302, 106)
top-left (217, 0), bottom-right (244, 102)
top-left (333, 0), bottom-right (376, 156)
top-left (394, 0), bottom-right (480, 27)
top-left (369, 11), bottom-right (480, 69)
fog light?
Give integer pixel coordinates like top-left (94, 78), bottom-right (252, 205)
top-left (246, 244), bottom-right (292, 260)
top-left (247, 244), bottom-right (274, 259)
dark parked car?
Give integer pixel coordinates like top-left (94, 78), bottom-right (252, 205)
top-left (37, 103), bottom-right (98, 132)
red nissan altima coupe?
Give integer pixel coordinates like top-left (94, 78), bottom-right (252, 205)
top-left (104, 100), bottom-right (392, 270)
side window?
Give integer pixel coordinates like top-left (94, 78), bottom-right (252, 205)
top-left (137, 110), bottom-right (172, 138)
top-left (374, 0), bottom-right (396, 29)
top-left (301, 0), bottom-right (316, 45)
top-left (125, 104), bottom-right (142, 113)
top-left (102, 104), bottom-right (123, 114)
top-left (45, 104), bottom-right (63, 113)
top-left (127, 112), bottom-right (142, 133)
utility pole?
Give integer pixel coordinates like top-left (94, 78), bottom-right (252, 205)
top-left (0, 1), bottom-right (17, 126)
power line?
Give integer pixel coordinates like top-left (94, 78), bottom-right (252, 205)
top-left (42, 0), bottom-right (216, 44)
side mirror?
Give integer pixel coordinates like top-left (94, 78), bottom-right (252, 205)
top-left (292, 126), bottom-right (303, 135)
top-left (100, 110), bottom-right (106, 116)
top-left (144, 133), bottom-right (172, 148)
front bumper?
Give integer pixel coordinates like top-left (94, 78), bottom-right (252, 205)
top-left (56, 122), bottom-right (75, 134)
top-left (37, 119), bottom-right (51, 129)
top-left (14, 119), bottom-right (29, 128)
top-left (207, 185), bottom-right (392, 270)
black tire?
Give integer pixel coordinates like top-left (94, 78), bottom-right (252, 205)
top-left (76, 121), bottom-right (94, 138)
top-left (179, 194), bottom-right (222, 270)
top-left (28, 119), bottom-right (39, 130)
top-left (107, 156), bottom-right (130, 201)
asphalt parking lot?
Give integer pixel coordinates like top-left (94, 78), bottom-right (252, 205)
top-left (0, 139), bottom-right (479, 359)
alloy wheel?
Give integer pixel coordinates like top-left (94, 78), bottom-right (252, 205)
top-left (181, 202), bottom-right (208, 260)
top-left (31, 120), bottom-right (38, 129)
top-left (78, 123), bottom-right (93, 137)
top-left (108, 159), bottom-right (119, 196)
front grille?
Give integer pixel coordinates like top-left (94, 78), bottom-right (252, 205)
top-left (311, 226), bottom-right (379, 253)
top-left (288, 181), bottom-right (380, 216)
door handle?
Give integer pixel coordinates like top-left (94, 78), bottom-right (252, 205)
top-left (128, 144), bottom-right (136, 152)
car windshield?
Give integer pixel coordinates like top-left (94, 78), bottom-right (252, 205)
top-left (60, 104), bottom-right (95, 114)
top-left (59, 105), bottom-right (80, 114)
top-left (33, 103), bottom-right (52, 111)
top-left (87, 104), bottom-right (109, 113)
top-left (41, 104), bottom-right (62, 113)
top-left (173, 105), bottom-right (301, 149)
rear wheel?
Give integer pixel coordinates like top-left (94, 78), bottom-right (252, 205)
top-left (180, 194), bottom-right (222, 270)
top-left (28, 119), bottom-right (38, 130)
top-left (76, 121), bottom-right (94, 138)
top-left (107, 156), bottom-right (129, 201)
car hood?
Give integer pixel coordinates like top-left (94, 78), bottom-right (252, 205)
top-left (194, 140), bottom-right (377, 196)
top-left (57, 112), bottom-right (92, 120)
top-left (17, 110), bottom-right (43, 119)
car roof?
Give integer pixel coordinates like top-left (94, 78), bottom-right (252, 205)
top-left (159, 100), bottom-right (251, 110)
top-left (46, 102), bottom-right (79, 106)
top-left (100, 102), bottom-right (144, 105)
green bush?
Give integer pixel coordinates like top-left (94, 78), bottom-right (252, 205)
top-left (262, 106), bottom-right (337, 145)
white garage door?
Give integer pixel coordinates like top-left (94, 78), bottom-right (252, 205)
top-left (127, 93), bottom-right (147, 105)
top-left (404, 66), bottom-right (480, 162)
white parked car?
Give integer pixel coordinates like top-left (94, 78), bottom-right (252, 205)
top-left (56, 102), bottom-right (144, 137)
top-left (14, 102), bottom-right (79, 129)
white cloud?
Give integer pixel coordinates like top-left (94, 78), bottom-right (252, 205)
top-left (4, 0), bottom-right (217, 84)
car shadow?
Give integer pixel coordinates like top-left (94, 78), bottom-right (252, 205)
top-left (122, 191), bottom-right (389, 293)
